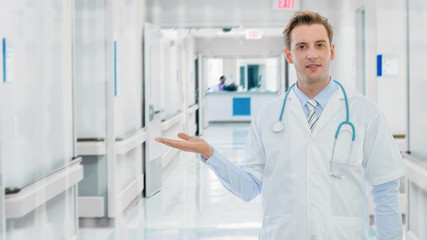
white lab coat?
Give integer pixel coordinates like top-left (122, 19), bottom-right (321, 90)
top-left (241, 86), bottom-right (405, 240)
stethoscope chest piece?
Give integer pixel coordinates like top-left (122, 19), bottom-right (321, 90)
top-left (272, 121), bottom-right (284, 133)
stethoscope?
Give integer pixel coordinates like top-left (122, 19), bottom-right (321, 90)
top-left (272, 80), bottom-right (355, 178)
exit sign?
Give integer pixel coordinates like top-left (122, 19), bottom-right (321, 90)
top-left (246, 29), bottom-right (264, 39)
top-left (273, 0), bottom-right (299, 10)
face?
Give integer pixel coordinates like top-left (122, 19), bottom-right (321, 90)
top-left (285, 24), bottom-right (335, 85)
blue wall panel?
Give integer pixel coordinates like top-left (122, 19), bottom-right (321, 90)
top-left (233, 97), bottom-right (251, 116)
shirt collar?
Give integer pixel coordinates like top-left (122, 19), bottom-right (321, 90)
top-left (293, 78), bottom-right (338, 109)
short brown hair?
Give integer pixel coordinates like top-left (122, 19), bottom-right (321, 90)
top-left (282, 11), bottom-right (333, 50)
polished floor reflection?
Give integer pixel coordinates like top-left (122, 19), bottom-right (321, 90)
top-left (79, 123), bottom-right (386, 239)
top-left (141, 123), bottom-right (262, 239)
top-left (80, 123), bottom-right (262, 239)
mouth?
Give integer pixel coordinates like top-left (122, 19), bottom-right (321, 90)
top-left (305, 63), bottom-right (321, 69)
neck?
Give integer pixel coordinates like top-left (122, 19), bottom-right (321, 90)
top-left (297, 78), bottom-right (330, 99)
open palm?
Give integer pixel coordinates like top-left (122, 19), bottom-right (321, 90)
top-left (155, 133), bottom-right (213, 159)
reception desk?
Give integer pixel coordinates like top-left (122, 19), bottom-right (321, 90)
top-left (206, 91), bottom-right (278, 122)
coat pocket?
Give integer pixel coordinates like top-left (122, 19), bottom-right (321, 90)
top-left (326, 216), bottom-right (364, 240)
top-left (259, 215), bottom-right (296, 240)
top-left (331, 124), bottom-right (365, 168)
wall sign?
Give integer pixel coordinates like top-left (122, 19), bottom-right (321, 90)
top-left (272, 0), bottom-right (299, 10)
top-left (377, 54), bottom-right (399, 77)
top-left (246, 29), bottom-right (264, 39)
top-left (3, 38), bottom-right (14, 83)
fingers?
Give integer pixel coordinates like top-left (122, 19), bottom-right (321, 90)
top-left (155, 135), bottom-right (191, 145)
top-left (177, 133), bottom-right (191, 141)
top-left (154, 135), bottom-right (212, 157)
top-left (155, 137), bottom-right (177, 145)
top-left (156, 137), bottom-right (183, 149)
top-left (154, 137), bottom-right (166, 144)
top-left (154, 135), bottom-right (199, 153)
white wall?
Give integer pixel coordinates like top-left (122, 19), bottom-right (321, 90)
top-left (329, 0), bottom-right (408, 150)
top-left (376, 0), bottom-right (408, 140)
top-left (0, 0), bottom-right (77, 238)
top-left (147, 0), bottom-right (294, 28)
top-left (160, 30), bottom-right (183, 119)
top-left (347, 0), bottom-right (408, 150)
top-left (223, 58), bottom-right (238, 85)
top-left (184, 34), bottom-right (196, 107)
top-left (114, 0), bottom-right (144, 137)
top-left (146, 0), bottom-right (340, 28)
top-left (266, 58), bottom-right (279, 91)
top-left (206, 58), bottom-right (223, 90)
top-left (328, 1), bottom-right (357, 89)
top-left (195, 36), bottom-right (285, 58)
top-left (408, 0), bottom-right (427, 161)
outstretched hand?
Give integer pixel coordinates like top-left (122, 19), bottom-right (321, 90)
top-left (155, 133), bottom-right (213, 159)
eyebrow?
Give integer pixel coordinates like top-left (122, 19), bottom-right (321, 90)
top-left (294, 40), bottom-right (328, 46)
top-left (315, 40), bottom-right (328, 44)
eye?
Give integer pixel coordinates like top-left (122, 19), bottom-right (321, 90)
top-left (316, 43), bottom-right (325, 48)
top-left (296, 45), bottom-right (306, 50)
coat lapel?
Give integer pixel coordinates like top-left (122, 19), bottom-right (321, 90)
top-left (284, 82), bottom-right (356, 138)
top-left (287, 91), bottom-right (311, 134)
top-left (311, 88), bottom-right (342, 138)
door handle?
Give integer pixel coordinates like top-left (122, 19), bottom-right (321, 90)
top-left (149, 104), bottom-right (164, 121)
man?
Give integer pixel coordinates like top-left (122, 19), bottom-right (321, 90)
top-left (156, 11), bottom-right (405, 240)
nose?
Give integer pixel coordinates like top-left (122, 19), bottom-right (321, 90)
top-left (306, 47), bottom-right (318, 59)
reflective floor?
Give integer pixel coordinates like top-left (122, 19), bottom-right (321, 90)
top-left (79, 123), bottom-right (384, 240)
top-left (80, 123), bottom-right (262, 239)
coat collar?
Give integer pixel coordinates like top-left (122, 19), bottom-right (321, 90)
top-left (279, 81), bottom-right (357, 101)
top-left (280, 81), bottom-right (356, 136)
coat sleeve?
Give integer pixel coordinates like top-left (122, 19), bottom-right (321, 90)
top-left (200, 111), bottom-right (267, 202)
top-left (362, 111), bottom-right (406, 186)
top-left (201, 148), bottom-right (262, 202)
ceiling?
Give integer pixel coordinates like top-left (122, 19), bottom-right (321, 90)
top-left (189, 27), bottom-right (284, 39)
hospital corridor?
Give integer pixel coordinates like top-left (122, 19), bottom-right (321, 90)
top-left (78, 123), bottom-right (263, 240)
top-left (0, 0), bottom-right (426, 239)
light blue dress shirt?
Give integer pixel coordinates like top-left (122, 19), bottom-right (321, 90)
top-left (201, 79), bottom-right (402, 239)
top-left (293, 78), bottom-right (338, 118)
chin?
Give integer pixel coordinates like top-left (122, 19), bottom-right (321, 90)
top-left (304, 77), bottom-right (323, 83)
top-left (306, 74), bottom-right (329, 83)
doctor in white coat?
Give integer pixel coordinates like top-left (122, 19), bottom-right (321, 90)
top-left (156, 11), bottom-right (405, 240)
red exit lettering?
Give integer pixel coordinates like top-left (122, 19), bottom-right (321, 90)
top-left (278, 0), bottom-right (294, 9)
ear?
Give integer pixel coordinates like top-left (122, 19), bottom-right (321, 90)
top-left (330, 44), bottom-right (335, 60)
top-left (285, 48), bottom-right (293, 64)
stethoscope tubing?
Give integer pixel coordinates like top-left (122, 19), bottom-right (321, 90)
top-left (275, 80), bottom-right (356, 178)
top-left (277, 80), bottom-right (355, 140)
top-left (278, 83), bottom-right (296, 122)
